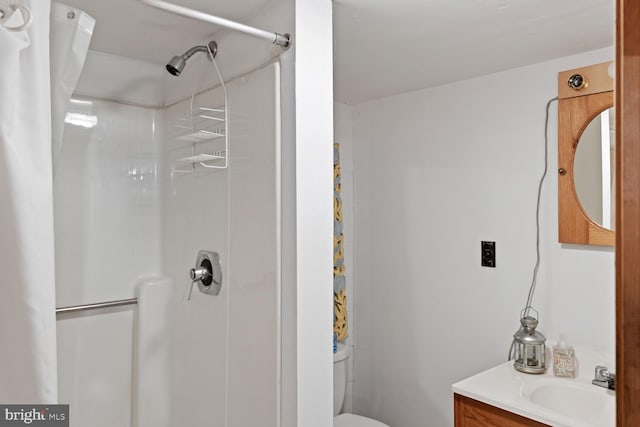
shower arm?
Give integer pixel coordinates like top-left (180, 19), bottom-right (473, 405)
top-left (138, 0), bottom-right (290, 48)
top-left (181, 45), bottom-right (213, 61)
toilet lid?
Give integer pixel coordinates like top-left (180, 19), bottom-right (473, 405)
top-left (334, 413), bottom-right (389, 427)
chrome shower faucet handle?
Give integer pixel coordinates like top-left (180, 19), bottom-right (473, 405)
top-left (187, 250), bottom-right (222, 300)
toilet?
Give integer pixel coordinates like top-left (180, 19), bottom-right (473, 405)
top-left (334, 343), bottom-right (389, 426)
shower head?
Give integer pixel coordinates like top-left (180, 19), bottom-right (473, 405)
top-left (166, 56), bottom-right (187, 76)
top-left (166, 41), bottom-right (218, 77)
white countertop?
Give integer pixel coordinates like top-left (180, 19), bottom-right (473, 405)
top-left (452, 346), bottom-right (616, 427)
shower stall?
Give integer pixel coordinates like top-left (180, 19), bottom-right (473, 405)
top-left (50, 1), bottom-right (292, 426)
top-left (0, 0), bottom-right (333, 424)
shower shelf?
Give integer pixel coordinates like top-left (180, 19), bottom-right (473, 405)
top-left (168, 46), bottom-right (228, 172)
top-left (169, 104), bottom-right (228, 170)
top-left (169, 105), bottom-right (226, 143)
top-left (177, 153), bottom-right (224, 163)
top-left (174, 129), bottom-right (225, 143)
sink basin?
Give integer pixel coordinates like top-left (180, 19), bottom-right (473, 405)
top-left (522, 379), bottom-right (615, 427)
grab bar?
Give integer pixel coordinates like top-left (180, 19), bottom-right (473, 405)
top-left (56, 298), bottom-right (138, 314)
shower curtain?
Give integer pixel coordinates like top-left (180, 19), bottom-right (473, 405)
top-left (0, 0), bottom-right (57, 403)
top-left (0, 0), bottom-right (93, 402)
top-left (50, 2), bottom-right (94, 170)
top-left (334, 143), bottom-right (347, 341)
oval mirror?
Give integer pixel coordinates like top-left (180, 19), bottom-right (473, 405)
top-left (573, 107), bottom-right (615, 230)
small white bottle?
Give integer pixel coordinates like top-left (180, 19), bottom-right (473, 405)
top-left (553, 334), bottom-right (576, 378)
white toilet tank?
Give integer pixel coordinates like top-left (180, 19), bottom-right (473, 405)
top-left (333, 343), bottom-right (350, 416)
top-left (332, 343), bottom-right (390, 426)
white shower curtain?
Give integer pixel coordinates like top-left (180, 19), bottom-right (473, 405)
top-left (0, 0), bottom-right (93, 402)
top-left (0, 0), bottom-right (57, 403)
top-left (50, 2), bottom-right (94, 170)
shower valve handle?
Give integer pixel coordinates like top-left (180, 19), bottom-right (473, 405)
top-left (190, 267), bottom-right (210, 282)
top-left (188, 265), bottom-right (211, 301)
top-left (187, 250), bottom-right (222, 301)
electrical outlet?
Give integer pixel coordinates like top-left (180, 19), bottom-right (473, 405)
top-left (481, 241), bottom-right (496, 267)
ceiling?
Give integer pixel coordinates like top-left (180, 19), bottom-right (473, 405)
top-left (333, 0), bottom-right (614, 104)
top-left (62, 0), bottom-right (614, 105)
top-left (60, 0), bottom-right (274, 63)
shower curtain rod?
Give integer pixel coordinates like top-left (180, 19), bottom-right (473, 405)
top-left (138, 0), bottom-right (290, 48)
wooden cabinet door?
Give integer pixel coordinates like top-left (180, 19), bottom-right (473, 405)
top-left (454, 394), bottom-right (549, 427)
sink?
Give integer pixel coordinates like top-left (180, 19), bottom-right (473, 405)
top-left (453, 347), bottom-right (617, 427)
top-left (522, 379), bottom-right (615, 427)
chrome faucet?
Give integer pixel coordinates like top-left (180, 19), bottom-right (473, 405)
top-left (592, 366), bottom-right (616, 390)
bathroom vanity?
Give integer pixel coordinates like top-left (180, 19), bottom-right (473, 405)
top-left (452, 347), bottom-right (615, 427)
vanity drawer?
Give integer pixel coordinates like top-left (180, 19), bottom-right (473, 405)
top-left (454, 394), bottom-right (549, 427)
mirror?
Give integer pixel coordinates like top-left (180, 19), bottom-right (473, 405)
top-left (557, 61), bottom-right (614, 246)
top-left (574, 107), bottom-right (615, 230)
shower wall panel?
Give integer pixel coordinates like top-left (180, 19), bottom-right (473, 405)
top-left (55, 54), bottom-right (281, 427)
top-left (162, 88), bottom-right (229, 425)
top-left (161, 62), bottom-right (280, 426)
top-left (54, 98), bottom-right (162, 427)
top-left (226, 63), bottom-right (280, 427)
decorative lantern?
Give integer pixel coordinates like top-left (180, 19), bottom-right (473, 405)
top-left (509, 308), bottom-right (546, 374)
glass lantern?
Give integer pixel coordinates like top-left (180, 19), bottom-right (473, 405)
top-left (509, 309), bottom-right (546, 374)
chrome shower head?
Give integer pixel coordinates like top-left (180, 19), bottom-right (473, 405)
top-left (166, 41), bottom-right (218, 77)
top-left (166, 56), bottom-right (187, 76)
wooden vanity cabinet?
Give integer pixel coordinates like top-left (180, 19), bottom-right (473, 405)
top-left (454, 394), bottom-right (550, 427)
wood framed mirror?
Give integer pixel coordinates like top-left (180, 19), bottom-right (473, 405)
top-left (558, 61), bottom-right (615, 246)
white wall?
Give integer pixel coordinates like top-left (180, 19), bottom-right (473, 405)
top-left (294, 1), bottom-right (334, 426)
top-left (350, 47), bottom-right (615, 427)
